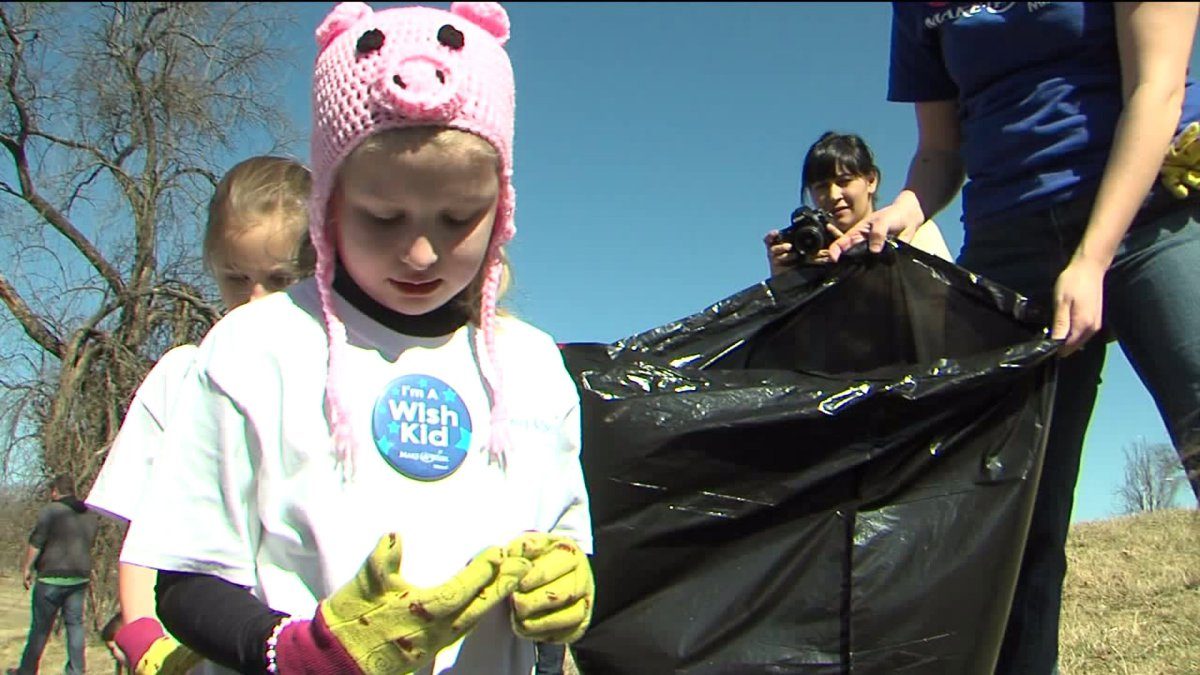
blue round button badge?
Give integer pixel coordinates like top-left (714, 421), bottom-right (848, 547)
top-left (372, 374), bottom-right (473, 480)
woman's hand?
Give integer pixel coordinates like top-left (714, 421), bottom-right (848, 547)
top-left (812, 222), bottom-right (844, 264)
top-left (1051, 255), bottom-right (1108, 357)
top-left (1056, 2), bottom-right (1197, 356)
top-left (826, 192), bottom-right (926, 262)
top-left (763, 230), bottom-right (796, 277)
top-left (765, 222), bottom-right (844, 274)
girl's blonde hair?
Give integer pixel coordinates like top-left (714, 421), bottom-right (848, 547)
top-left (204, 156), bottom-right (315, 275)
top-left (341, 127), bottom-right (513, 324)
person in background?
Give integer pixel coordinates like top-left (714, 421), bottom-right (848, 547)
top-left (536, 642), bottom-right (568, 675)
top-left (9, 474), bottom-right (100, 675)
top-left (85, 155), bottom-right (315, 675)
top-left (101, 613), bottom-right (128, 675)
top-left (764, 130), bottom-right (952, 276)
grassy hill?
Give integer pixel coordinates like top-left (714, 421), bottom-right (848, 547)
top-left (1058, 508), bottom-right (1199, 675)
top-left (2, 509), bottom-right (1195, 674)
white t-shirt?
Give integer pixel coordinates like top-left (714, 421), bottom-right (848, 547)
top-left (121, 278), bottom-right (592, 675)
top-left (904, 219), bottom-right (955, 262)
top-left (86, 344), bottom-right (199, 522)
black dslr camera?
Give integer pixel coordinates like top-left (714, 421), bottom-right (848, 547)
top-left (779, 206), bottom-right (836, 260)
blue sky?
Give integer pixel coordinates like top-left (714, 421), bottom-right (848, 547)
top-left (270, 2), bottom-right (1189, 521)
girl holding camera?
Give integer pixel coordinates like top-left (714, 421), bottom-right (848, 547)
top-left (763, 131), bottom-right (952, 276)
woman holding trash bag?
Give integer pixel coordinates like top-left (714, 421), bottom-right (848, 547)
top-left (826, 3), bottom-right (1200, 673)
top-left (764, 130), bottom-right (952, 276)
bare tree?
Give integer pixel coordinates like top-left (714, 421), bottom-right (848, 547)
top-left (1114, 439), bottom-right (1184, 515)
top-left (0, 2), bottom-right (298, 620)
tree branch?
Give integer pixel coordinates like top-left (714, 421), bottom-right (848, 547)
top-left (0, 14), bottom-right (127, 299)
top-left (163, 165), bottom-right (218, 190)
top-left (0, 136), bottom-right (126, 296)
top-left (152, 284), bottom-right (221, 325)
top-left (26, 130), bottom-right (139, 196)
top-left (65, 164), bottom-right (106, 212)
top-left (0, 269), bottom-right (64, 358)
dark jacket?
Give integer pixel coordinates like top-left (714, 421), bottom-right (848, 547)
top-left (29, 496), bottom-right (100, 579)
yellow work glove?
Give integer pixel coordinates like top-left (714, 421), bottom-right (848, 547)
top-left (134, 635), bottom-right (202, 675)
top-left (1161, 121), bottom-right (1200, 198)
top-left (275, 532), bottom-right (532, 674)
top-left (506, 532), bottom-right (595, 644)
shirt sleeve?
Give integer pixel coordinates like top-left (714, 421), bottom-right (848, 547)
top-left (888, 3), bottom-right (958, 103)
top-left (28, 506), bottom-right (52, 549)
top-left (546, 381), bottom-right (594, 556)
top-left (156, 571), bottom-right (285, 674)
top-left (910, 220), bottom-right (955, 262)
top-left (120, 352), bottom-right (261, 589)
top-left (86, 345), bottom-right (198, 522)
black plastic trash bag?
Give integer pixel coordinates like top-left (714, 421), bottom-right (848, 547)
top-left (560, 242), bottom-right (1059, 675)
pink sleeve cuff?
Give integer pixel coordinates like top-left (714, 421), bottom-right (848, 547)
top-left (114, 616), bottom-right (164, 668)
top-left (272, 612), bottom-right (363, 675)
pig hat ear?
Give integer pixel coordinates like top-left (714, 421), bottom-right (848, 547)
top-left (316, 2), bottom-right (374, 53)
top-left (450, 2), bottom-right (510, 45)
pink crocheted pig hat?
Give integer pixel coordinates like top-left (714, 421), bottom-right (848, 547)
top-left (310, 1), bottom-right (516, 475)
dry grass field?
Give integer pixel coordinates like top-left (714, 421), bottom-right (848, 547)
top-left (1, 509), bottom-right (1194, 674)
top-left (0, 578), bottom-right (84, 673)
top-left (1057, 508), bottom-right (1199, 675)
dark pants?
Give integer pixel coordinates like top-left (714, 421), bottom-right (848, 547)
top-left (15, 581), bottom-right (89, 675)
top-left (535, 642), bottom-right (566, 675)
top-left (958, 192), bottom-right (1200, 675)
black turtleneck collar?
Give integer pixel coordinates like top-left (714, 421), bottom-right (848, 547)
top-left (332, 260), bottom-right (470, 338)
top-left (55, 496), bottom-right (89, 513)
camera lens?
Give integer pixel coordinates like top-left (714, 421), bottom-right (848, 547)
top-left (783, 206), bottom-right (834, 261)
top-left (793, 226), bottom-right (824, 257)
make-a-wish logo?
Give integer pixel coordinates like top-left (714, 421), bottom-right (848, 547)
top-left (372, 374), bottom-right (473, 481)
top-left (923, 2), bottom-right (1043, 30)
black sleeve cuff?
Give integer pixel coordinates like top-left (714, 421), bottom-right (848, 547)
top-left (156, 570), bottom-right (289, 675)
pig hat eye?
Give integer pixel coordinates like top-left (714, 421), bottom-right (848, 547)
top-left (356, 28), bottom-right (384, 54)
top-left (437, 24), bottom-right (465, 50)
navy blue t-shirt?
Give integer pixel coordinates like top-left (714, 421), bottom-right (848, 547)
top-left (889, 1), bottom-right (1200, 225)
